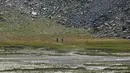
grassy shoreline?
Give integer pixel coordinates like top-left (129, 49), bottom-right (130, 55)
top-left (0, 35), bottom-right (130, 52)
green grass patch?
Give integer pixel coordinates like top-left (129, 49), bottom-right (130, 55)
top-left (0, 38), bottom-right (130, 52)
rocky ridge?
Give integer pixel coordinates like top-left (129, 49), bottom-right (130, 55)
top-left (0, 0), bottom-right (130, 38)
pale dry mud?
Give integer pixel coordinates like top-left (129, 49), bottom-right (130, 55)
top-left (0, 46), bottom-right (130, 73)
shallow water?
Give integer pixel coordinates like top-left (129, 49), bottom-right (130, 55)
top-left (0, 46), bottom-right (130, 73)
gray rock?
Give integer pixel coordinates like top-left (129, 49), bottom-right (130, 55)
top-left (0, 0), bottom-right (130, 38)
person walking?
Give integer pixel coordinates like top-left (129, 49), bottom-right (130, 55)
top-left (56, 38), bottom-right (59, 43)
top-left (61, 38), bottom-right (64, 43)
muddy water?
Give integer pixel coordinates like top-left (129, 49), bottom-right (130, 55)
top-left (0, 46), bottom-right (130, 73)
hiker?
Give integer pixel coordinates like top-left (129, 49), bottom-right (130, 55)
top-left (56, 38), bottom-right (59, 43)
top-left (61, 38), bottom-right (64, 43)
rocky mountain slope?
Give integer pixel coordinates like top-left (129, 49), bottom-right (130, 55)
top-left (0, 0), bottom-right (130, 38)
